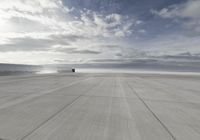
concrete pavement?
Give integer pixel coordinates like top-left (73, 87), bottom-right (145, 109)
top-left (0, 73), bottom-right (200, 140)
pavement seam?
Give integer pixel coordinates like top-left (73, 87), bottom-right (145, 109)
top-left (150, 78), bottom-right (200, 94)
top-left (0, 75), bottom-right (56, 84)
top-left (0, 78), bottom-right (91, 110)
top-left (117, 77), bottom-right (142, 139)
top-left (20, 78), bottom-right (102, 140)
top-left (127, 82), bottom-right (176, 140)
top-left (0, 74), bottom-right (79, 84)
top-left (142, 98), bottom-right (200, 105)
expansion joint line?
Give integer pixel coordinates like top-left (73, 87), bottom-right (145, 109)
top-left (20, 78), bottom-right (102, 140)
top-left (127, 82), bottom-right (176, 140)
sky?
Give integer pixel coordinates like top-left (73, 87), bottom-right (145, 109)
top-left (0, 0), bottom-right (200, 65)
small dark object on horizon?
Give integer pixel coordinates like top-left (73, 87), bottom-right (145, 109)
top-left (72, 69), bottom-right (75, 73)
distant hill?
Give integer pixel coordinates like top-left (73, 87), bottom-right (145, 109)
top-left (0, 63), bottom-right (40, 76)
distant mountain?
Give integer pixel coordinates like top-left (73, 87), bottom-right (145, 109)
top-left (0, 63), bottom-right (40, 71)
top-left (0, 63), bottom-right (40, 76)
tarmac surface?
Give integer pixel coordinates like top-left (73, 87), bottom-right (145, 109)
top-left (0, 73), bottom-right (200, 140)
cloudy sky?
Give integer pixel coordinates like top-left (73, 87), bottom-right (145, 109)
top-left (0, 0), bottom-right (200, 64)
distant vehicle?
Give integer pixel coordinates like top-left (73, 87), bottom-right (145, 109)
top-left (72, 69), bottom-right (75, 73)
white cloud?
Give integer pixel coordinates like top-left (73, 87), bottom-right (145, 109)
top-left (0, 0), bottom-right (134, 37)
top-left (181, 0), bottom-right (200, 18)
top-left (0, 0), bottom-right (145, 64)
top-left (79, 10), bottom-right (134, 38)
top-left (0, 0), bottom-right (62, 13)
top-left (151, 0), bottom-right (200, 33)
top-left (151, 0), bottom-right (200, 19)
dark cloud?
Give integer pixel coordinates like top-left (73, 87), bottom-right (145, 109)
top-left (49, 34), bottom-right (88, 43)
top-left (54, 47), bottom-right (101, 54)
top-left (91, 58), bottom-right (124, 63)
top-left (0, 33), bottom-right (89, 52)
top-left (73, 50), bottom-right (101, 54)
top-left (161, 52), bottom-right (200, 61)
top-left (116, 52), bottom-right (122, 57)
top-left (0, 38), bottom-right (53, 52)
top-left (97, 44), bottom-right (120, 48)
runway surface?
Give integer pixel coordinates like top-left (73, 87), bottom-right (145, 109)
top-left (0, 73), bottom-right (200, 140)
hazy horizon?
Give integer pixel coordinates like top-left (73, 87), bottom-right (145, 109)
top-left (1, 60), bottom-right (200, 75)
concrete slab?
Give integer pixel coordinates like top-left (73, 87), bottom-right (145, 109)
top-left (0, 73), bottom-right (199, 140)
